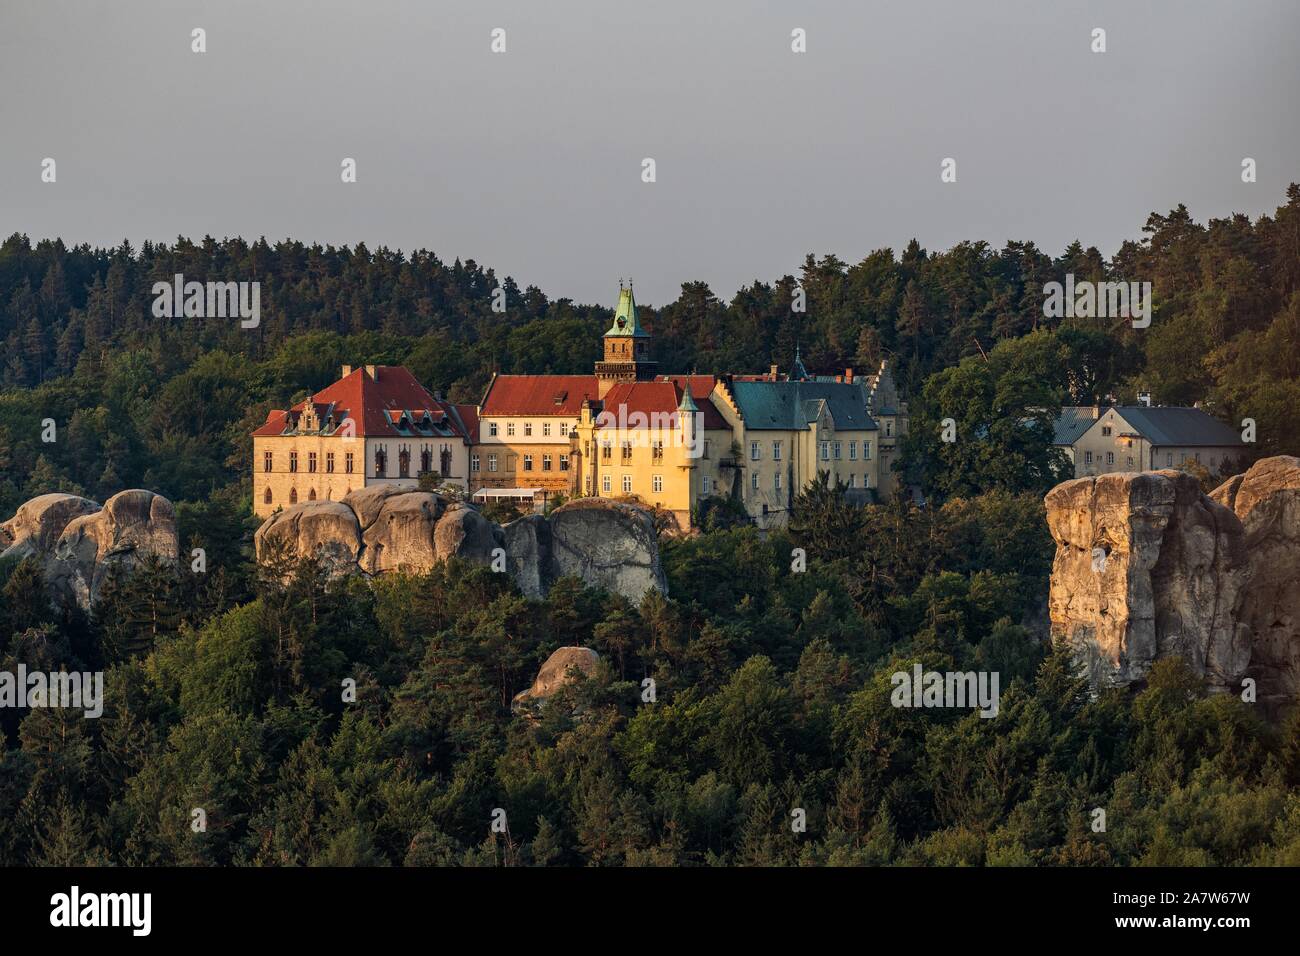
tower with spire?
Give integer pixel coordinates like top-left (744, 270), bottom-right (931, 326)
top-left (595, 279), bottom-right (657, 398)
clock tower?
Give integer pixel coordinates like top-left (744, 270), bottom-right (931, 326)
top-left (595, 280), bottom-right (656, 398)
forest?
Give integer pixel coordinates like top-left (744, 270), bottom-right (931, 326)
top-left (1, 186), bottom-right (1299, 865)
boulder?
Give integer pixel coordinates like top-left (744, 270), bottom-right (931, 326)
top-left (512, 646), bottom-right (601, 715)
top-left (0, 493), bottom-right (101, 562)
top-left (502, 514), bottom-right (551, 599)
top-left (1045, 470), bottom-right (1250, 693)
top-left (254, 500), bottom-right (362, 577)
top-left (549, 499), bottom-right (667, 603)
top-left (358, 491), bottom-right (446, 574)
top-left (343, 483), bottom-right (419, 531)
top-left (1210, 456), bottom-right (1300, 713)
top-left (433, 503), bottom-right (503, 564)
top-left (46, 489), bottom-right (180, 609)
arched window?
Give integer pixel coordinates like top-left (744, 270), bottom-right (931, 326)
top-left (308, 488), bottom-right (317, 501)
top-left (289, 488), bottom-right (298, 504)
top-left (440, 446), bottom-right (452, 476)
top-left (398, 446), bottom-right (411, 478)
top-left (264, 487), bottom-right (273, 504)
top-left (420, 446), bottom-right (432, 473)
top-left (374, 447), bottom-right (387, 477)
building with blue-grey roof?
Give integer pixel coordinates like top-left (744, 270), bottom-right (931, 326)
top-left (1053, 403), bottom-right (1247, 479)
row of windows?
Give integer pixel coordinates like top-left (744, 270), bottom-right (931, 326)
top-left (745, 440), bottom-right (873, 462)
top-left (749, 471), bottom-right (870, 491)
top-left (598, 474), bottom-right (665, 494)
top-left (599, 441), bottom-right (665, 461)
top-left (267, 450), bottom-right (356, 474)
top-left (262, 486), bottom-right (347, 505)
top-left (472, 453), bottom-right (569, 473)
top-left (485, 421), bottom-right (570, 438)
top-left (1084, 450), bottom-right (1218, 468)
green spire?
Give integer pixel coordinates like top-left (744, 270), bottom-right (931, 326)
top-left (604, 280), bottom-right (648, 337)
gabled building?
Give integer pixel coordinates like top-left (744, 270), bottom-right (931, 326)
top-left (252, 365), bottom-right (474, 517)
top-left (1054, 404), bottom-right (1246, 478)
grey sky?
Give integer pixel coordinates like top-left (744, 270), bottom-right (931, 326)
top-left (2, 0), bottom-right (1296, 307)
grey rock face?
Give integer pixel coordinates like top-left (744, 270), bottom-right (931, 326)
top-left (252, 493), bottom-right (667, 600)
top-left (0, 493), bottom-right (101, 562)
top-left (1210, 456), bottom-right (1300, 713)
top-left (511, 646), bottom-right (601, 715)
top-left (1046, 470), bottom-right (1250, 693)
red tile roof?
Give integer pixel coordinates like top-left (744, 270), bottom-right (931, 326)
top-left (453, 404), bottom-right (480, 443)
top-left (480, 375), bottom-right (599, 417)
top-left (252, 366), bottom-right (471, 440)
top-left (599, 380), bottom-right (728, 430)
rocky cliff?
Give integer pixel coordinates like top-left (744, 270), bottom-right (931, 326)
top-left (254, 488), bottom-right (667, 602)
top-left (0, 489), bottom-right (179, 609)
top-left (1045, 457), bottom-right (1300, 713)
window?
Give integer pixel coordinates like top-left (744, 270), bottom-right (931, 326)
top-left (542, 454), bottom-right (552, 471)
top-left (652, 475), bottom-right (663, 493)
top-left (1106, 452), bottom-right (1115, 465)
top-left (833, 442), bottom-right (842, 460)
top-left (1166, 452), bottom-right (1174, 466)
top-left (326, 452), bottom-right (335, 474)
top-left (421, 447), bottom-right (432, 473)
top-left (602, 475), bottom-right (611, 493)
top-left (602, 442), bottom-right (612, 460)
top-left (472, 453), bottom-right (480, 472)
top-left (489, 422), bottom-right (499, 437)
top-left (774, 473), bottom-right (782, 492)
top-left (346, 452), bottom-right (354, 474)
top-left (652, 441), bottom-right (663, 461)
top-left (773, 441), bottom-right (782, 461)
top-left (847, 474), bottom-right (855, 488)
top-left (1085, 451), bottom-right (1093, 465)
top-left (751, 471), bottom-right (760, 491)
top-left (289, 451), bottom-right (298, 473)
top-left (289, 488), bottom-right (298, 504)
top-left (864, 441), bottom-right (872, 460)
top-left (524, 422), bottom-right (533, 436)
top-left (559, 422), bottom-right (568, 436)
top-left (622, 475), bottom-right (632, 493)
top-left (621, 441), bottom-right (633, 462)
top-left (264, 487), bottom-right (273, 504)
top-left (1195, 452), bottom-right (1202, 464)
top-left (263, 450), bottom-right (273, 472)
top-left (308, 452), bottom-right (317, 473)
top-left (885, 420), bottom-right (893, 437)
top-left (750, 441), bottom-right (760, 461)
top-left (543, 422), bottom-right (551, 437)
top-left (488, 454), bottom-right (498, 472)
top-left (523, 454), bottom-right (533, 472)
top-left (703, 440), bottom-right (711, 459)
top-left (308, 488), bottom-right (316, 501)
top-left (503, 423), bottom-right (513, 437)
top-left (820, 442), bottom-right (829, 461)
top-left (559, 454), bottom-right (569, 471)
top-left (1127, 456), bottom-right (1134, 468)
top-left (849, 441), bottom-right (857, 461)
top-left (702, 476), bottom-right (711, 495)
top-left (398, 447), bottom-right (410, 478)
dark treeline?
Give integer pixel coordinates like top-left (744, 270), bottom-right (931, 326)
top-left (3, 185), bottom-right (1299, 514)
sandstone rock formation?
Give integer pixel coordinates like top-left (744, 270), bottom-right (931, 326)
top-left (0, 489), bottom-right (180, 609)
top-left (0, 493), bottom-right (101, 561)
top-left (253, 492), bottom-right (667, 601)
top-left (511, 646), bottom-right (601, 715)
top-left (1046, 458), bottom-right (1300, 714)
top-left (1210, 456), bottom-right (1300, 712)
top-left (1046, 469), bottom-right (1251, 693)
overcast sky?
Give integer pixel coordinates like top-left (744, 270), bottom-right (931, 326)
top-left (2, 0), bottom-right (1297, 307)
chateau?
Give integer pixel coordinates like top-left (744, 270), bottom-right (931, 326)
top-left (252, 283), bottom-right (909, 527)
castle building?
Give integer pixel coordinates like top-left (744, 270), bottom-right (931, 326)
top-left (253, 284), bottom-right (910, 528)
top-left (251, 365), bottom-right (475, 518)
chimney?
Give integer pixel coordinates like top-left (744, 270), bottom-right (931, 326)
top-left (769, 364), bottom-right (778, 381)
top-left (341, 365), bottom-right (353, 378)
top-left (1091, 406), bottom-right (1101, 419)
top-left (845, 367), bottom-right (854, 384)
top-left (1137, 391), bottom-right (1152, 407)
top-left (365, 365), bottom-right (378, 380)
